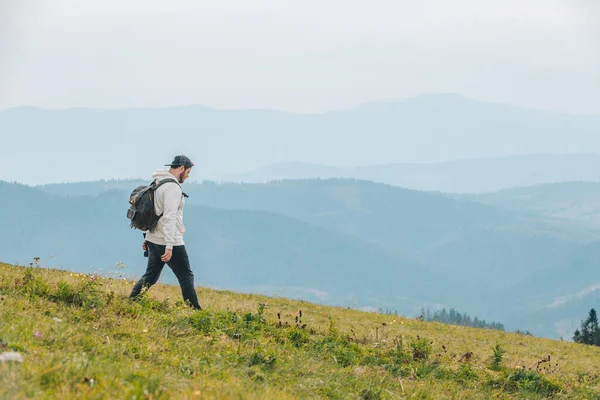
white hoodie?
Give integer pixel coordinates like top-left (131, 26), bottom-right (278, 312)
top-left (144, 170), bottom-right (186, 249)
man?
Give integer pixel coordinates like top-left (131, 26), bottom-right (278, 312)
top-left (129, 155), bottom-right (202, 310)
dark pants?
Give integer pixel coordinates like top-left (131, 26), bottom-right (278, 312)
top-left (129, 241), bottom-right (202, 310)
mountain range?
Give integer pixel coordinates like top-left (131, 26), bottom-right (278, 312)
top-left (0, 180), bottom-right (458, 315)
top-left (2, 93), bottom-right (600, 192)
top-left (4, 177), bottom-right (600, 338)
top-left (211, 153), bottom-right (600, 193)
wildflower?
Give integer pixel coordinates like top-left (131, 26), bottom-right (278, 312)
top-left (34, 331), bottom-right (41, 338)
top-left (83, 376), bottom-right (95, 386)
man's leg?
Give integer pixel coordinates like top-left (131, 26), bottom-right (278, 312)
top-left (167, 245), bottom-right (202, 309)
top-left (129, 242), bottom-right (166, 299)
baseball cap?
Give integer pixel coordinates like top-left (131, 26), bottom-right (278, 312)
top-left (165, 154), bottom-right (195, 168)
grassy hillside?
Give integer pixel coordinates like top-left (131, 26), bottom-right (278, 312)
top-left (2, 263), bottom-right (600, 399)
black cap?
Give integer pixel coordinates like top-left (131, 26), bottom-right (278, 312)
top-left (165, 154), bottom-right (195, 168)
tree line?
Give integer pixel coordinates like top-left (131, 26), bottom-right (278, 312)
top-left (573, 308), bottom-right (600, 346)
top-left (420, 307), bottom-right (505, 331)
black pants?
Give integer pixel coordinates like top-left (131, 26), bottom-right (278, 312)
top-left (129, 241), bottom-right (202, 310)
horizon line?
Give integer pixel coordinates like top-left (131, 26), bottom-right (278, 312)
top-left (2, 93), bottom-right (597, 117)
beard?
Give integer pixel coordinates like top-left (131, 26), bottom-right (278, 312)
top-left (178, 169), bottom-right (189, 183)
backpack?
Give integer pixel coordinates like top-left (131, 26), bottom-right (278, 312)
top-left (127, 178), bottom-right (178, 231)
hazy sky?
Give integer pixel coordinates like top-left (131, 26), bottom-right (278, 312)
top-left (1, 0), bottom-right (599, 113)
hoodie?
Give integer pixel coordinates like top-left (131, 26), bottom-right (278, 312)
top-left (144, 170), bottom-right (186, 249)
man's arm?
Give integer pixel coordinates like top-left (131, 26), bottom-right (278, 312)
top-left (161, 183), bottom-right (182, 250)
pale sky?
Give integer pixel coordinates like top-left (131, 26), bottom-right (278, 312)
top-left (1, 0), bottom-right (599, 113)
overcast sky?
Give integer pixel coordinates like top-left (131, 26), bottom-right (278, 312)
top-left (1, 0), bottom-right (598, 113)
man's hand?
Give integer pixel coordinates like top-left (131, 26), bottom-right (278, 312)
top-left (142, 241), bottom-right (147, 251)
top-left (161, 248), bottom-right (173, 262)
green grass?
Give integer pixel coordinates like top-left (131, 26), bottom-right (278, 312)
top-left (1, 262), bottom-right (600, 399)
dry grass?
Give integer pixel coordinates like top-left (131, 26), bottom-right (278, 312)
top-left (1, 262), bottom-right (599, 399)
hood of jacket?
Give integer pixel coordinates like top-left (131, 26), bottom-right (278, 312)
top-left (151, 170), bottom-right (181, 186)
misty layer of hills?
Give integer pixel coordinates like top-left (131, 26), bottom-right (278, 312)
top-left (2, 93), bottom-right (600, 191)
top-left (212, 154), bottom-right (600, 194)
top-left (3, 178), bottom-right (600, 340)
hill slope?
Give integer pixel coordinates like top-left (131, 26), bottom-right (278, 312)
top-left (26, 178), bottom-right (600, 336)
top-left (37, 178), bottom-right (595, 249)
top-left (2, 263), bottom-right (600, 399)
top-left (500, 240), bottom-right (600, 338)
top-left (463, 181), bottom-right (600, 228)
top-left (0, 181), bottom-right (458, 316)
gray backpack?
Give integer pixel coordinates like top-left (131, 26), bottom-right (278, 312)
top-left (127, 178), bottom-right (178, 231)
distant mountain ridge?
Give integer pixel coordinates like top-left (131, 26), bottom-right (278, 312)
top-left (463, 181), bottom-right (600, 227)
top-left (2, 93), bottom-right (600, 187)
top-left (210, 153), bottom-right (600, 193)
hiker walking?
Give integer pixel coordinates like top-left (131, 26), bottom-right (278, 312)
top-left (129, 155), bottom-right (202, 309)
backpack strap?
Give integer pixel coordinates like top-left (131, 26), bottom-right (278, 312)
top-left (154, 178), bottom-right (190, 198)
top-left (152, 178), bottom-right (188, 222)
top-left (154, 178), bottom-right (179, 190)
